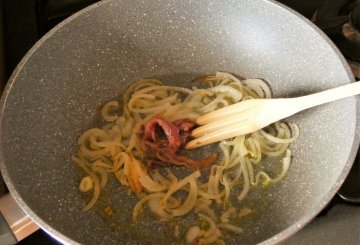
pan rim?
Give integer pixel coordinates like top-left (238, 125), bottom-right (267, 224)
top-left (0, 0), bottom-right (358, 244)
top-left (0, 1), bottom-right (113, 244)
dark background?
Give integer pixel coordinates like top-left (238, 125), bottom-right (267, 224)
top-left (1, 0), bottom-right (358, 244)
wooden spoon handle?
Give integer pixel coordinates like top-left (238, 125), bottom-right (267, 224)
top-left (295, 81), bottom-right (360, 111)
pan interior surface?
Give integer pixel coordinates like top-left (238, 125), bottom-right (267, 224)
top-left (0, 0), bottom-right (358, 244)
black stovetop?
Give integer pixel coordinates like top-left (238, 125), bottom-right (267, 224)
top-left (0, 0), bottom-right (359, 244)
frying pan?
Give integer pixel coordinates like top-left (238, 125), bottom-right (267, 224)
top-left (0, 0), bottom-right (359, 244)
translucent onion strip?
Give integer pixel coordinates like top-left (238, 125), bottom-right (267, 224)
top-left (73, 157), bottom-right (101, 211)
top-left (101, 101), bottom-right (119, 122)
top-left (217, 223), bottom-right (243, 234)
top-left (161, 171), bottom-right (201, 205)
top-left (169, 178), bottom-right (198, 216)
top-left (132, 192), bottom-right (165, 221)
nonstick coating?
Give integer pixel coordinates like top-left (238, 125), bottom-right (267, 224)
top-left (0, 0), bottom-right (359, 244)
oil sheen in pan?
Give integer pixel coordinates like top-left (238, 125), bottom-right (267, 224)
top-left (74, 79), bottom-right (284, 244)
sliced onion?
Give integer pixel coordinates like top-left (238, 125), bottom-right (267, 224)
top-left (198, 213), bottom-right (217, 238)
top-left (72, 157), bottom-right (101, 211)
top-left (217, 223), bottom-right (243, 234)
top-left (101, 101), bottom-right (119, 122)
top-left (186, 226), bottom-right (200, 243)
top-left (220, 207), bottom-right (236, 224)
top-left (198, 228), bottom-right (222, 244)
top-left (132, 192), bottom-right (165, 222)
top-left (255, 149), bottom-right (292, 184)
top-left (161, 171), bottom-right (201, 205)
top-left (169, 178), bottom-right (198, 216)
top-left (148, 197), bottom-right (170, 219)
top-left (139, 175), bottom-right (167, 192)
top-left (260, 123), bottom-right (299, 144)
top-left (79, 176), bottom-right (93, 192)
top-left (92, 166), bottom-right (108, 187)
top-left (209, 85), bottom-right (243, 102)
top-left (242, 78), bottom-right (272, 98)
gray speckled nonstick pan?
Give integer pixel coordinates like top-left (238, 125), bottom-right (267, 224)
top-left (0, 0), bottom-right (359, 244)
